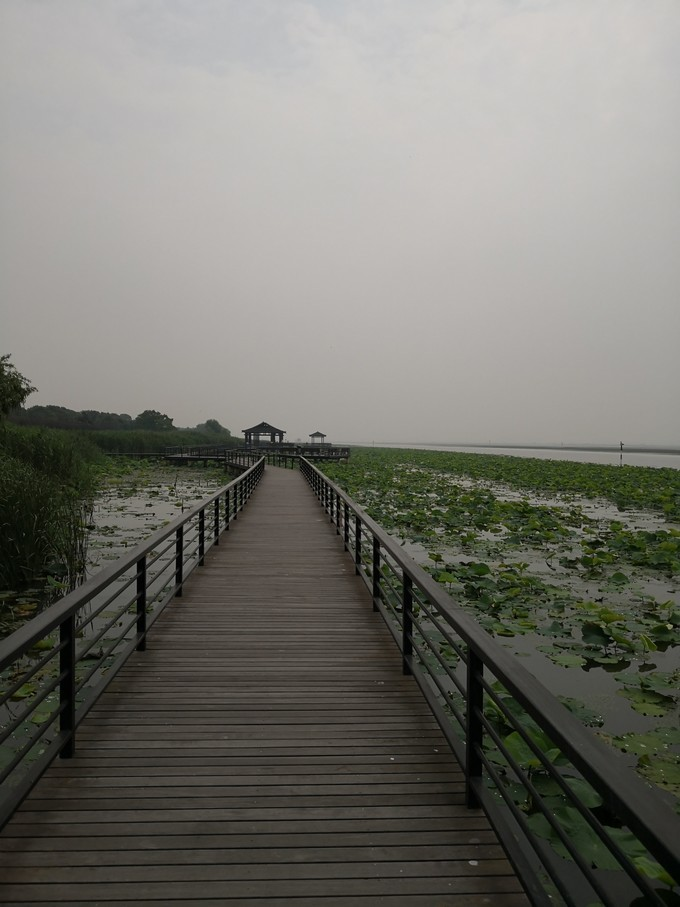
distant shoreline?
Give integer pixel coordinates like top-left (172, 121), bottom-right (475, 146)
top-left (423, 443), bottom-right (680, 456)
top-left (348, 442), bottom-right (680, 456)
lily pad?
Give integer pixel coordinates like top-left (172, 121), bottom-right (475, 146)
top-left (617, 687), bottom-right (675, 717)
top-left (637, 753), bottom-right (680, 795)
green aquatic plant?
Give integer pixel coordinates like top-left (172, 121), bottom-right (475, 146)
top-left (320, 447), bottom-right (680, 807)
top-left (0, 426), bottom-right (99, 591)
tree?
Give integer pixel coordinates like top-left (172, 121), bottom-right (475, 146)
top-left (133, 409), bottom-right (174, 431)
top-left (0, 354), bottom-right (36, 418)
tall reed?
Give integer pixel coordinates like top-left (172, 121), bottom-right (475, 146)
top-left (0, 426), bottom-right (99, 590)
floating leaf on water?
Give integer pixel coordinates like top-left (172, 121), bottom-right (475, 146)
top-left (551, 652), bottom-right (587, 668)
top-left (581, 622), bottom-right (612, 648)
top-left (637, 753), bottom-right (680, 796)
top-left (10, 683), bottom-right (37, 701)
top-left (630, 855), bottom-right (678, 890)
top-left (617, 687), bottom-right (674, 717)
top-left (31, 708), bottom-right (55, 726)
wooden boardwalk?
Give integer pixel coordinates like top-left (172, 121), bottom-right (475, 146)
top-left (0, 467), bottom-right (529, 906)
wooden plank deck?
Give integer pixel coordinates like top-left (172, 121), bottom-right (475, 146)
top-left (0, 467), bottom-right (529, 906)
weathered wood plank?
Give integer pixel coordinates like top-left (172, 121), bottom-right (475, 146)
top-left (0, 467), bottom-right (529, 905)
top-left (0, 896), bottom-right (530, 907)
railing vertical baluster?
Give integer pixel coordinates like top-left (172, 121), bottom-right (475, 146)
top-left (214, 497), bottom-right (220, 544)
top-left (402, 574), bottom-right (413, 675)
top-left (335, 491), bottom-right (341, 533)
top-left (466, 649), bottom-right (484, 808)
top-left (175, 525), bottom-right (183, 596)
top-left (59, 614), bottom-right (76, 758)
top-left (354, 516), bottom-right (361, 575)
top-left (198, 509), bottom-right (205, 566)
top-left (225, 489), bottom-right (230, 530)
top-left (372, 536), bottom-right (380, 611)
top-left (344, 501), bottom-right (350, 550)
top-left (136, 555), bottom-right (147, 652)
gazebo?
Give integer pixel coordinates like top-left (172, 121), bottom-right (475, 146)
top-left (242, 421), bottom-right (286, 447)
top-left (309, 431), bottom-right (327, 445)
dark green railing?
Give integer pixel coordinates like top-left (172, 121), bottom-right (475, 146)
top-left (0, 457), bottom-right (265, 829)
top-left (300, 457), bottom-right (679, 907)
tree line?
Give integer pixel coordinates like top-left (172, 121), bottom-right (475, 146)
top-left (9, 404), bottom-right (234, 437)
top-left (1, 354), bottom-right (237, 441)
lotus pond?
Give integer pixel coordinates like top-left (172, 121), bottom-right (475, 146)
top-left (319, 447), bottom-right (680, 811)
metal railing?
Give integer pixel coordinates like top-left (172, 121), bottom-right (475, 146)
top-left (164, 445), bottom-right (262, 470)
top-left (165, 445), bottom-right (349, 468)
top-left (300, 457), bottom-right (680, 907)
top-left (0, 457), bottom-right (265, 829)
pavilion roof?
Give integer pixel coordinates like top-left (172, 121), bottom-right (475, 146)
top-left (242, 421), bottom-right (286, 434)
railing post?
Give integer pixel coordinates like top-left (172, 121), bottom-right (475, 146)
top-left (466, 649), bottom-right (484, 808)
top-left (372, 536), bottom-right (380, 612)
top-left (214, 497), bottom-right (220, 545)
top-left (59, 614), bottom-right (76, 758)
top-left (175, 525), bottom-right (183, 596)
top-left (344, 501), bottom-right (350, 551)
top-left (355, 516), bottom-right (361, 575)
top-left (198, 509), bottom-right (205, 566)
top-left (335, 492), bottom-right (341, 534)
top-left (402, 574), bottom-right (413, 675)
top-left (136, 555), bottom-right (147, 652)
top-left (225, 489), bottom-right (230, 530)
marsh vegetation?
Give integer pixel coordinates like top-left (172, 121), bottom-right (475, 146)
top-left (320, 448), bottom-right (680, 810)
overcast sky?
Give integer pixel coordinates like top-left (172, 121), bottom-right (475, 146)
top-left (1, 1), bottom-right (678, 445)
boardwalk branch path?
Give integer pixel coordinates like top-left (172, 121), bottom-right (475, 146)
top-left (0, 467), bottom-right (529, 906)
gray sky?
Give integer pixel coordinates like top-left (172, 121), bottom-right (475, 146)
top-left (1, 1), bottom-right (679, 445)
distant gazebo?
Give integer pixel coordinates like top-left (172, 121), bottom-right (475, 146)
top-left (309, 431), bottom-right (327, 445)
top-left (242, 421), bottom-right (286, 447)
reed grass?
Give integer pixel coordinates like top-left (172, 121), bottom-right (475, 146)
top-left (0, 426), bottom-right (99, 590)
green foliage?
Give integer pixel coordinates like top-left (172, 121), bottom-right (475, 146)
top-left (133, 409), bottom-right (174, 431)
top-left (484, 687), bottom-right (678, 889)
top-left (10, 405), bottom-right (237, 450)
top-left (0, 354), bottom-right (35, 418)
top-left (320, 446), bottom-right (680, 814)
top-left (0, 424), bottom-right (100, 591)
top-left (85, 426), bottom-right (236, 453)
top-left (10, 404), bottom-right (133, 430)
top-left (323, 447), bottom-right (680, 522)
top-left (196, 418), bottom-right (230, 435)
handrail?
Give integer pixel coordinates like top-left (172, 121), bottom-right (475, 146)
top-left (0, 457), bottom-right (265, 829)
top-left (165, 444), bottom-right (350, 461)
top-left (299, 457), bottom-right (680, 907)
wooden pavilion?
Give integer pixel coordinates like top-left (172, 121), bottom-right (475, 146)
top-left (309, 431), bottom-right (327, 445)
top-left (242, 421), bottom-right (286, 447)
